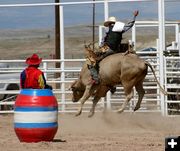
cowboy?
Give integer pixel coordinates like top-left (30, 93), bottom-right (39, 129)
top-left (20, 53), bottom-right (52, 90)
top-left (99, 10), bottom-right (139, 60)
top-left (88, 10), bottom-right (139, 86)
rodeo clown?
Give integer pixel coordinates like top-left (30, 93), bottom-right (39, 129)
top-left (20, 53), bottom-right (52, 90)
top-left (87, 10), bottom-right (139, 86)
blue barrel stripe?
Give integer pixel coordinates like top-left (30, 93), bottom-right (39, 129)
top-left (14, 122), bottom-right (58, 128)
top-left (20, 89), bottom-right (53, 96)
top-left (14, 107), bottom-right (58, 112)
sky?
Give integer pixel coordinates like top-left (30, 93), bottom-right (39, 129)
top-left (0, 0), bottom-right (179, 29)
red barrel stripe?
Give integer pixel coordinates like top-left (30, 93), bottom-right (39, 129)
top-left (14, 127), bottom-right (58, 142)
top-left (15, 95), bottom-right (58, 107)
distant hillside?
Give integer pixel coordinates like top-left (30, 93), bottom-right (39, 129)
top-left (0, 25), bottom-right (175, 59)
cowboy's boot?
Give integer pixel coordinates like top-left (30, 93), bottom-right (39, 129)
top-left (87, 65), bottom-right (100, 84)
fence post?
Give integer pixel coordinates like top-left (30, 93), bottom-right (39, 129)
top-left (175, 24), bottom-right (179, 44)
top-left (164, 57), bottom-right (168, 116)
top-left (132, 24), bottom-right (136, 50)
top-left (99, 26), bottom-right (103, 45)
top-left (158, 0), bottom-right (165, 116)
top-left (178, 33), bottom-right (180, 56)
top-left (104, 0), bottom-right (109, 21)
top-left (43, 62), bottom-right (47, 79)
top-left (106, 91), bottom-right (111, 110)
top-left (60, 6), bottom-right (65, 112)
top-left (156, 39), bottom-right (160, 110)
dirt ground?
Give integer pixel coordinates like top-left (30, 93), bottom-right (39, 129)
top-left (1, 112), bottom-right (180, 151)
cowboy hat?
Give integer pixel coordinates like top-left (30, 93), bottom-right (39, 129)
top-left (26, 53), bottom-right (42, 65)
top-left (104, 16), bottom-right (117, 27)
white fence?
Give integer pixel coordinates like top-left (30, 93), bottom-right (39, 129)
top-left (0, 53), bottom-right (171, 114)
top-left (0, 45), bottom-right (179, 115)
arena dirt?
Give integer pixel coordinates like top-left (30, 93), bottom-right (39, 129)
top-left (0, 112), bottom-right (180, 151)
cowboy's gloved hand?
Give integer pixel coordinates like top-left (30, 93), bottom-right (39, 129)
top-left (134, 10), bottom-right (139, 17)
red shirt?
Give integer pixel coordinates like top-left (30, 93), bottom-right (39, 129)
top-left (20, 66), bottom-right (46, 89)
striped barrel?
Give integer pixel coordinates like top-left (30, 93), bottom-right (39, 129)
top-left (14, 89), bottom-right (58, 143)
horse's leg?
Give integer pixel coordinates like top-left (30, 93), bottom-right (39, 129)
top-left (134, 81), bottom-right (145, 111)
top-left (117, 81), bottom-right (134, 113)
top-left (75, 84), bottom-right (93, 116)
top-left (88, 96), bottom-right (101, 118)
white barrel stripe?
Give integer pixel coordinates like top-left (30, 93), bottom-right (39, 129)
top-left (14, 111), bottom-right (58, 123)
